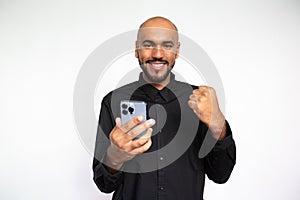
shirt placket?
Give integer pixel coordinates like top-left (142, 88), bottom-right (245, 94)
top-left (154, 92), bottom-right (167, 200)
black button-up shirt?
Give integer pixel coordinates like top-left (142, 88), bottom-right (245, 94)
top-left (93, 73), bottom-right (236, 200)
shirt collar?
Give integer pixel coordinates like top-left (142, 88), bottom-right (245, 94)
top-left (137, 72), bottom-right (177, 102)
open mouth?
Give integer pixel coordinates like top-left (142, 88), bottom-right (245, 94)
top-left (149, 62), bottom-right (165, 70)
top-left (146, 61), bottom-right (168, 71)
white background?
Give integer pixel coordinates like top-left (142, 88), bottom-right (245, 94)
top-left (1, 0), bottom-right (300, 199)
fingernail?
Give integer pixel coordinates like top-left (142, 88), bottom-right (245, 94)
top-left (115, 117), bottom-right (121, 126)
top-left (137, 116), bottom-right (144, 122)
top-left (147, 119), bottom-right (156, 126)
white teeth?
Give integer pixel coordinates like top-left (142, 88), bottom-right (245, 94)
top-left (149, 63), bottom-right (164, 70)
top-left (152, 63), bottom-right (164, 67)
top-left (147, 62), bottom-right (165, 70)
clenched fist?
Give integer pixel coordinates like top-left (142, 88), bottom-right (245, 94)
top-left (188, 86), bottom-right (226, 140)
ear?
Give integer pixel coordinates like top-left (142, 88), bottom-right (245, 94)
top-left (175, 42), bottom-right (180, 59)
top-left (135, 41), bottom-right (139, 58)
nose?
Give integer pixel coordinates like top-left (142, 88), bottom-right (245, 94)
top-left (152, 46), bottom-right (164, 59)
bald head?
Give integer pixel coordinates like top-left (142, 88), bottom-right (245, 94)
top-left (139, 16), bottom-right (178, 31)
top-left (137, 16), bottom-right (179, 42)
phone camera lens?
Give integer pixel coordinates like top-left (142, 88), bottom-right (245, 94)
top-left (128, 107), bottom-right (134, 114)
top-left (122, 109), bottom-right (128, 115)
top-left (121, 104), bottom-right (128, 109)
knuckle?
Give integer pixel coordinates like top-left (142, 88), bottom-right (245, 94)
top-left (137, 140), bottom-right (144, 146)
top-left (143, 144), bottom-right (149, 152)
top-left (203, 90), bottom-right (209, 95)
top-left (122, 124), bottom-right (130, 131)
top-left (133, 140), bottom-right (141, 147)
top-left (200, 86), bottom-right (208, 90)
top-left (199, 95), bottom-right (205, 101)
top-left (114, 142), bottom-right (123, 149)
top-left (143, 122), bottom-right (149, 129)
top-left (129, 129), bottom-right (136, 136)
top-left (110, 133), bottom-right (117, 141)
top-left (197, 105), bottom-right (201, 111)
top-left (123, 146), bottom-right (131, 152)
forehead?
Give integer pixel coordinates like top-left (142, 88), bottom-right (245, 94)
top-left (137, 27), bottom-right (178, 43)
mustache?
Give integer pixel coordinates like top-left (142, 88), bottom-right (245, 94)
top-left (145, 59), bottom-right (169, 65)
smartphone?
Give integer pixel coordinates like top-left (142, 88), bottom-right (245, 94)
top-left (120, 100), bottom-right (147, 139)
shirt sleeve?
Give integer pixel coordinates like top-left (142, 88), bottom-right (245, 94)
top-left (92, 94), bottom-right (124, 193)
top-left (93, 158), bottom-right (124, 193)
top-left (204, 120), bottom-right (236, 184)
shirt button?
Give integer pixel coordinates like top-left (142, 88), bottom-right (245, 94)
top-left (160, 157), bottom-right (164, 161)
top-left (160, 186), bottom-right (164, 190)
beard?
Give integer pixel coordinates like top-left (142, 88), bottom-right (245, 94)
top-left (139, 59), bottom-right (175, 83)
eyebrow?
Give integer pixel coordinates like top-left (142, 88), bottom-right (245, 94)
top-left (162, 41), bottom-right (175, 45)
top-left (142, 40), bottom-right (175, 45)
top-left (142, 40), bottom-right (155, 44)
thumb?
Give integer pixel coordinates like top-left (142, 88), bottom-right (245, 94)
top-left (115, 117), bottom-right (122, 128)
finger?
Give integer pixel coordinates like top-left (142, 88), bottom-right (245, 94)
top-left (120, 115), bottom-right (144, 133)
top-left (198, 85), bottom-right (209, 91)
top-left (188, 99), bottom-right (197, 110)
top-left (188, 100), bottom-right (202, 116)
top-left (129, 128), bottom-right (152, 149)
top-left (196, 86), bottom-right (210, 96)
top-left (138, 127), bottom-right (152, 140)
top-left (110, 117), bottom-right (141, 145)
top-left (192, 86), bottom-right (207, 95)
top-left (130, 138), bottom-right (152, 154)
top-left (192, 89), bottom-right (201, 95)
top-left (113, 117), bottom-right (152, 145)
top-left (127, 119), bottom-right (155, 140)
top-left (190, 91), bottom-right (210, 103)
top-left (189, 94), bottom-right (200, 101)
top-left (115, 117), bottom-right (122, 128)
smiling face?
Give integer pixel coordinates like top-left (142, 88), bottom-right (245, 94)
top-left (135, 18), bottom-right (180, 87)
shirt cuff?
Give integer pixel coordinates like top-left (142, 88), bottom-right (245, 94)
top-left (210, 120), bottom-right (235, 150)
top-left (100, 162), bottom-right (123, 178)
top-left (94, 154), bottom-right (123, 181)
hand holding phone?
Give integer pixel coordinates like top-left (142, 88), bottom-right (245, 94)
top-left (120, 100), bottom-right (147, 139)
top-left (105, 102), bottom-right (155, 171)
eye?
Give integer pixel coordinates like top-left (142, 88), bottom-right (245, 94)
top-left (163, 43), bottom-right (174, 49)
top-left (142, 43), bottom-right (153, 48)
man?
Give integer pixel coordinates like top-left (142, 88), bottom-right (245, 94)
top-left (93, 16), bottom-right (236, 200)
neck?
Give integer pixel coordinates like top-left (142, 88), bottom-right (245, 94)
top-left (142, 74), bottom-right (171, 90)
